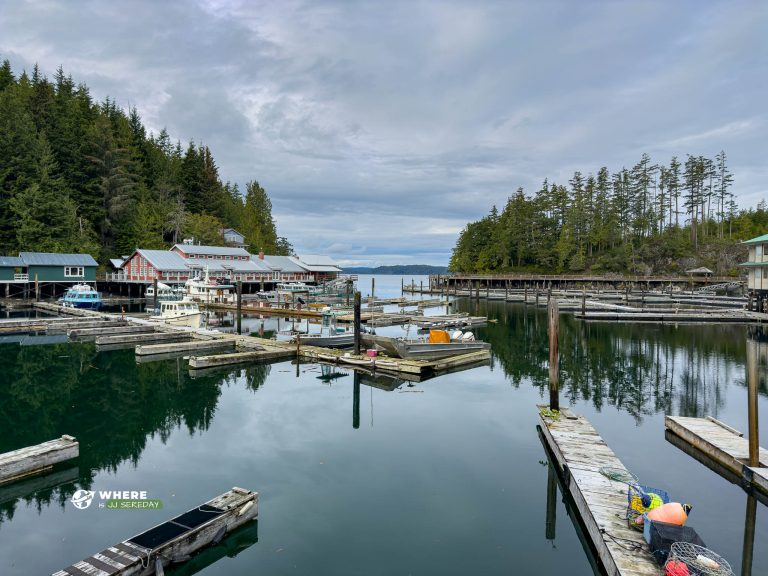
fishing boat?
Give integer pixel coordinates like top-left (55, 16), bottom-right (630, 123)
top-left (185, 268), bottom-right (236, 304)
top-left (146, 281), bottom-right (185, 302)
top-left (296, 313), bottom-right (354, 348)
top-left (150, 299), bottom-right (202, 328)
top-left (58, 284), bottom-right (102, 310)
top-left (360, 330), bottom-right (490, 361)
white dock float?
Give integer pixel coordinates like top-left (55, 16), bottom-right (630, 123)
top-left (538, 409), bottom-right (660, 576)
top-left (136, 338), bottom-right (236, 356)
top-left (0, 435), bottom-right (79, 485)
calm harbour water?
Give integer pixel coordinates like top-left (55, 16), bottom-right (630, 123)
top-left (0, 274), bottom-right (766, 575)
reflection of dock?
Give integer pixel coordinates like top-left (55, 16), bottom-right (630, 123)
top-left (53, 487), bottom-right (258, 576)
top-left (665, 416), bottom-right (768, 497)
top-left (0, 465), bottom-right (78, 506)
top-left (537, 409), bottom-right (659, 575)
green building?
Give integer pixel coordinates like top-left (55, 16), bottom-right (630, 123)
top-left (18, 252), bottom-right (98, 282)
top-left (0, 256), bottom-right (26, 282)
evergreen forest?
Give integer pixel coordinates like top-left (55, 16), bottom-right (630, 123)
top-left (0, 59), bottom-right (292, 264)
top-left (450, 152), bottom-right (767, 275)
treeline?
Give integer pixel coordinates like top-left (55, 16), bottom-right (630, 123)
top-left (0, 59), bottom-right (292, 262)
top-left (343, 265), bottom-right (449, 275)
top-left (450, 152), bottom-right (766, 275)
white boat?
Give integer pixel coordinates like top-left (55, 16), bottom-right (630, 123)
top-left (185, 268), bottom-right (236, 304)
top-left (146, 282), bottom-right (185, 301)
top-left (360, 330), bottom-right (490, 361)
top-left (150, 299), bottom-right (202, 328)
top-left (296, 313), bottom-right (354, 348)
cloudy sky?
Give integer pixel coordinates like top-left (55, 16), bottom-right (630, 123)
top-left (1, 1), bottom-right (766, 266)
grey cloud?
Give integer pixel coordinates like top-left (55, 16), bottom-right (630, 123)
top-left (1, 0), bottom-right (766, 266)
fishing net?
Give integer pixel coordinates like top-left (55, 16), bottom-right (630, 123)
top-left (598, 466), bottom-right (638, 485)
top-left (625, 484), bottom-right (669, 530)
top-left (665, 542), bottom-right (733, 576)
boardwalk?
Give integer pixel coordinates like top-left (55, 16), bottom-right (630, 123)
top-left (538, 409), bottom-right (660, 576)
top-left (665, 416), bottom-right (768, 496)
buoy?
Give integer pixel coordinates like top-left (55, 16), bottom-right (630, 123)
top-left (664, 560), bottom-right (689, 576)
top-left (647, 502), bottom-right (690, 526)
top-left (237, 500), bottom-right (254, 517)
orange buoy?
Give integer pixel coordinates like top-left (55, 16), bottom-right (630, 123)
top-left (665, 560), bottom-right (689, 576)
top-left (647, 502), bottom-right (690, 526)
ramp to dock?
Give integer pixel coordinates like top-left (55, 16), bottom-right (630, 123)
top-left (538, 409), bottom-right (660, 576)
top-left (666, 416), bottom-right (768, 496)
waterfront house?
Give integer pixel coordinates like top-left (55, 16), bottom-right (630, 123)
top-left (293, 254), bottom-right (342, 282)
top-left (254, 252), bottom-right (313, 282)
top-left (172, 243), bottom-right (271, 282)
top-left (222, 228), bottom-right (248, 249)
top-left (19, 252), bottom-right (97, 282)
top-left (120, 249), bottom-right (190, 283)
top-left (0, 256), bottom-right (26, 282)
top-left (741, 233), bottom-right (768, 309)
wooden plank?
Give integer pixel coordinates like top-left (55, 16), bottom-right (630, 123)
top-left (188, 348), bottom-right (294, 369)
top-left (135, 339), bottom-right (235, 356)
top-left (666, 415), bottom-right (768, 496)
top-left (0, 436), bottom-right (79, 485)
top-left (539, 410), bottom-right (660, 576)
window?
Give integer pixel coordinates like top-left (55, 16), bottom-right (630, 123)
top-left (64, 266), bottom-right (84, 277)
top-left (763, 268), bottom-right (768, 280)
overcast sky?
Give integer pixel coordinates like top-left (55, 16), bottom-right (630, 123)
top-left (1, 1), bottom-right (766, 266)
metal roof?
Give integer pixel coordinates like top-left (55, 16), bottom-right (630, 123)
top-left (743, 234), bottom-right (768, 245)
top-left (0, 256), bottom-right (24, 267)
top-left (261, 255), bottom-right (307, 273)
top-left (173, 244), bottom-right (250, 257)
top-left (19, 252), bottom-right (98, 266)
top-left (134, 250), bottom-right (189, 271)
top-left (185, 259), bottom-right (265, 273)
top-left (109, 258), bottom-right (125, 269)
top-left (248, 257), bottom-right (273, 272)
top-left (685, 267), bottom-right (714, 274)
top-left (293, 254), bottom-right (342, 272)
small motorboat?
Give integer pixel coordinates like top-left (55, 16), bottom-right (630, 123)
top-left (59, 284), bottom-right (102, 310)
top-left (361, 330), bottom-right (490, 361)
top-left (150, 298), bottom-right (202, 328)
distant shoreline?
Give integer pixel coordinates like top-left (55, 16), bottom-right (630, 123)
top-left (342, 265), bottom-right (448, 275)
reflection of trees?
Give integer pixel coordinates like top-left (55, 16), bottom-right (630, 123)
top-left (471, 299), bottom-right (753, 422)
top-left (0, 342), bottom-right (258, 524)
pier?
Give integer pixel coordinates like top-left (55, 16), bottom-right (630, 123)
top-left (538, 409), bottom-right (659, 576)
top-left (0, 435), bottom-right (79, 485)
top-left (665, 416), bottom-right (768, 496)
top-left (52, 487), bottom-right (258, 576)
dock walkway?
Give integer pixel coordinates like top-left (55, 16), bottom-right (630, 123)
top-left (538, 409), bottom-right (660, 576)
top-left (0, 435), bottom-right (79, 485)
top-left (665, 416), bottom-right (768, 496)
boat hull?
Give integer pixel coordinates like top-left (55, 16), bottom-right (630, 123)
top-left (297, 334), bottom-right (355, 348)
top-left (361, 334), bottom-right (490, 360)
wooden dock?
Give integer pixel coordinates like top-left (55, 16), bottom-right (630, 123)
top-left (189, 347), bottom-right (295, 369)
top-left (53, 487), bottom-right (258, 576)
top-left (538, 409), bottom-right (660, 576)
top-left (0, 435), bottom-right (79, 485)
top-left (665, 416), bottom-right (768, 496)
top-left (574, 310), bottom-right (759, 323)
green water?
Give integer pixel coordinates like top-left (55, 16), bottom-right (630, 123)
top-left (0, 280), bottom-right (766, 575)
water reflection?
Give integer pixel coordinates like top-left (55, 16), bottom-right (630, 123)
top-left (0, 343), bottom-right (271, 523)
top-left (474, 299), bottom-right (762, 422)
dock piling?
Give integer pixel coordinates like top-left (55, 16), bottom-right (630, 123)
top-left (545, 461), bottom-right (557, 541)
top-left (548, 299), bottom-right (559, 411)
top-left (353, 372), bottom-right (360, 429)
top-left (236, 280), bottom-right (243, 335)
top-left (153, 278), bottom-right (158, 311)
top-left (746, 337), bottom-right (760, 467)
top-left (353, 291), bottom-right (361, 355)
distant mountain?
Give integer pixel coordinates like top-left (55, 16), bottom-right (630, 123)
top-left (342, 265), bottom-right (449, 275)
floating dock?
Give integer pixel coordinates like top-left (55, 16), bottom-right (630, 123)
top-left (53, 486), bottom-right (258, 576)
top-left (189, 347), bottom-right (295, 369)
top-left (0, 435), bottom-right (79, 485)
top-left (665, 416), bottom-right (768, 496)
top-left (538, 409), bottom-right (659, 575)
top-left (574, 310), bottom-right (759, 324)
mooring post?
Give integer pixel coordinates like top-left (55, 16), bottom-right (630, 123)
top-left (354, 291), bottom-right (361, 355)
top-left (296, 333), bottom-right (301, 377)
top-left (401, 276), bottom-right (404, 295)
top-left (34, 273), bottom-right (39, 302)
top-left (153, 278), bottom-right (158, 312)
top-left (548, 299), bottom-right (560, 411)
top-left (547, 285), bottom-right (552, 305)
top-left (581, 287), bottom-right (586, 316)
top-left (371, 277), bottom-right (375, 305)
top-left (746, 336), bottom-right (760, 467)
top-left (346, 279), bottom-right (351, 306)
top-left (545, 460), bottom-right (557, 541)
top-left (236, 280), bottom-right (243, 335)
top-left (353, 371), bottom-right (360, 430)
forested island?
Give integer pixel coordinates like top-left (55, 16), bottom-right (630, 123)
top-left (343, 265), bottom-right (448, 275)
top-left (0, 60), bottom-right (291, 262)
top-left (450, 153), bottom-right (766, 276)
